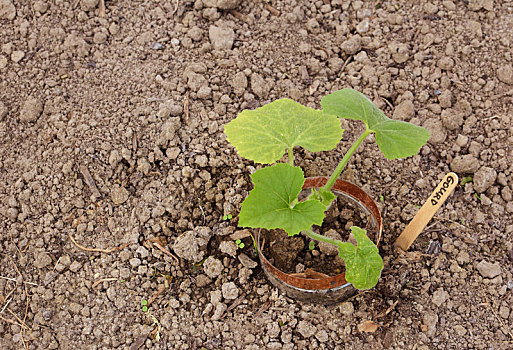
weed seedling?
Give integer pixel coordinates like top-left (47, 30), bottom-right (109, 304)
top-left (460, 176), bottom-right (473, 186)
top-left (223, 214), bottom-right (233, 221)
top-left (235, 239), bottom-right (245, 249)
top-left (308, 240), bottom-right (316, 251)
top-left (225, 88), bottom-right (430, 290)
top-left (141, 299), bottom-right (148, 312)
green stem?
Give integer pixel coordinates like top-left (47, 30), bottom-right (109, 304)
top-left (322, 129), bottom-right (371, 192)
top-left (288, 147), bottom-right (294, 166)
top-left (303, 229), bottom-right (342, 247)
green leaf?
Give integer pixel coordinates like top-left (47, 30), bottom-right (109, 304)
top-left (338, 226), bottom-right (383, 290)
top-left (225, 99), bottom-right (343, 164)
top-left (238, 163), bottom-right (326, 236)
top-left (321, 88), bottom-right (430, 160)
top-left (309, 188), bottom-right (336, 207)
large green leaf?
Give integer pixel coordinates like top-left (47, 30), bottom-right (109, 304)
top-left (321, 89), bottom-right (430, 160)
top-left (338, 226), bottom-right (383, 290)
top-left (224, 99), bottom-right (343, 164)
top-left (238, 163), bottom-right (326, 236)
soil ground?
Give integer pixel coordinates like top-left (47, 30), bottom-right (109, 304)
top-left (1, 0), bottom-right (512, 349)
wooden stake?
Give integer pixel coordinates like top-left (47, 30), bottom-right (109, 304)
top-left (395, 172), bottom-right (458, 251)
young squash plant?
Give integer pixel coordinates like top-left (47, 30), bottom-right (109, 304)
top-left (224, 88), bottom-right (430, 290)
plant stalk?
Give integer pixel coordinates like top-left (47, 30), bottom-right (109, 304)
top-left (322, 129), bottom-right (371, 193)
top-left (303, 229), bottom-right (342, 247)
top-left (288, 147), bottom-right (294, 166)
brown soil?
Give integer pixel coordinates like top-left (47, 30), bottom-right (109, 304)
top-left (261, 188), bottom-right (377, 276)
top-left (1, 0), bottom-right (512, 349)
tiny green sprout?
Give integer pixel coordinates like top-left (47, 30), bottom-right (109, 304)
top-left (474, 193), bottom-right (482, 201)
top-left (224, 88), bottom-right (430, 290)
top-left (235, 239), bottom-right (245, 249)
top-left (141, 299), bottom-right (148, 312)
top-left (379, 194), bottom-right (385, 202)
top-left (308, 240), bottom-right (316, 251)
top-left (460, 176), bottom-right (473, 186)
top-left (223, 214), bottom-right (233, 221)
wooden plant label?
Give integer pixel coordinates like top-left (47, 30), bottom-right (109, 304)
top-left (395, 172), bottom-right (459, 251)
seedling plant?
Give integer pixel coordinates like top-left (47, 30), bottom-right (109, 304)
top-left (225, 88), bottom-right (430, 290)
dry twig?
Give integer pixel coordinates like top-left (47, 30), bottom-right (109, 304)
top-left (92, 278), bottom-right (118, 289)
top-left (147, 284), bottom-right (166, 306)
top-left (99, 0), bottom-right (106, 17)
top-left (79, 165), bottom-right (102, 198)
top-left (150, 241), bottom-right (179, 264)
top-left (69, 234), bottom-right (129, 253)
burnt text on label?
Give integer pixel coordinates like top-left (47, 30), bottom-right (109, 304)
top-left (430, 174), bottom-right (455, 206)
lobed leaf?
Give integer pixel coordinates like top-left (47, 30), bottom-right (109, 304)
top-left (224, 99), bottom-right (343, 164)
top-left (321, 88), bottom-right (430, 160)
top-left (338, 226), bottom-right (383, 290)
top-left (238, 163), bottom-right (326, 236)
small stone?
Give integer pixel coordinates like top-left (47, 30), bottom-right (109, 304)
top-left (389, 42), bottom-right (409, 63)
top-left (432, 288), bottom-right (448, 307)
top-left (195, 274), bottom-right (212, 287)
top-left (0, 0), bottom-right (16, 20)
top-left (69, 260), bottom-right (82, 273)
top-left (202, 0), bottom-right (241, 10)
top-left (203, 256), bottom-right (223, 278)
top-left (499, 305), bottom-right (510, 319)
top-left (11, 50), bottom-right (24, 63)
top-left (221, 281), bottom-right (239, 300)
top-left (424, 3), bottom-right (438, 14)
top-left (450, 154), bottom-right (479, 173)
top-left (438, 91), bottom-right (453, 108)
top-left (93, 31), bottom-right (108, 44)
top-left (423, 118), bottom-right (447, 144)
top-left (196, 86), bottom-right (212, 99)
top-left (238, 253), bottom-right (257, 269)
top-left (497, 65), bottom-right (513, 85)
top-left (6, 207), bottom-right (18, 220)
top-left (81, 0), bottom-right (99, 11)
top-left (55, 254), bottom-right (71, 272)
top-left (19, 96), bottom-right (43, 123)
top-left (219, 241), bottom-right (238, 257)
top-left (111, 185), bottom-right (129, 205)
top-left (230, 71), bottom-right (247, 96)
top-left (476, 260), bottom-right (502, 278)
top-left (306, 18), bottom-right (321, 33)
top-left (209, 25), bottom-right (235, 50)
top-left (468, 0), bottom-right (494, 11)
top-left (339, 301), bottom-right (354, 316)
top-left (0, 55), bottom-right (7, 68)
top-left (296, 320), bottom-right (316, 338)
top-left (315, 329), bottom-right (329, 343)
top-left (135, 246), bottom-right (149, 258)
top-left (250, 72), bottom-right (270, 99)
top-left (393, 100), bottom-right (415, 121)
top-left (441, 109), bottom-right (464, 130)
top-left (33, 1), bottom-right (48, 13)
top-left (186, 72), bottom-right (207, 92)
top-left (187, 26), bottom-right (203, 41)
top-left (34, 252), bottom-right (52, 269)
top-left (473, 166), bottom-right (497, 193)
top-left (173, 230), bottom-right (206, 262)
top-left (341, 35), bottom-right (362, 55)
top-left (211, 302), bottom-right (227, 321)
top-left (356, 19), bottom-right (369, 34)
top-left (437, 57), bottom-right (454, 71)
top-left (456, 251), bottom-right (470, 265)
top-left (319, 229), bottom-right (342, 256)
top-left (423, 311), bottom-right (438, 337)
top-left (453, 325), bottom-right (467, 336)
top-left (129, 257), bottom-right (141, 268)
